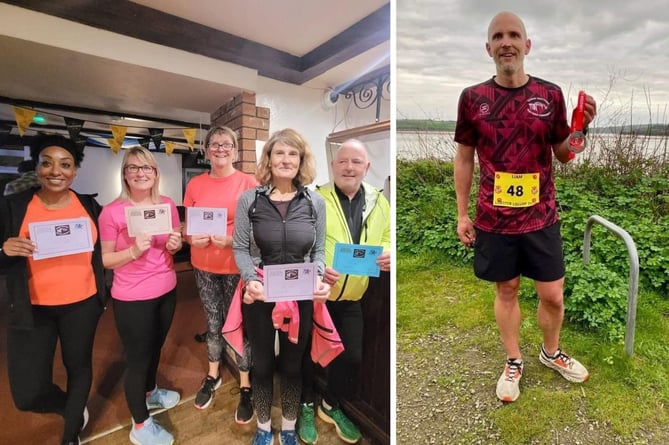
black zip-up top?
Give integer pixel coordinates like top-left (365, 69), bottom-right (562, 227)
top-left (0, 187), bottom-right (108, 329)
top-left (233, 184), bottom-right (326, 285)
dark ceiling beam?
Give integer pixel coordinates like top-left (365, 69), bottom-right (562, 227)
top-left (299, 4), bottom-right (390, 82)
top-left (3, 0), bottom-right (302, 82)
top-left (5, 0), bottom-right (389, 85)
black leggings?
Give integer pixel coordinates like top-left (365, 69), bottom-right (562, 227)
top-left (243, 299), bottom-right (312, 423)
top-left (7, 295), bottom-right (103, 444)
top-left (113, 288), bottom-right (176, 424)
top-left (324, 300), bottom-right (364, 406)
top-left (302, 300), bottom-right (364, 407)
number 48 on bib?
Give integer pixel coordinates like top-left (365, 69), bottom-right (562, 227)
top-left (493, 172), bottom-right (540, 208)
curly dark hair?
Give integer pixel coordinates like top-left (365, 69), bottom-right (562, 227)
top-left (29, 134), bottom-right (84, 167)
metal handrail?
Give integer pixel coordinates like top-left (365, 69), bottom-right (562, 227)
top-left (583, 215), bottom-right (639, 356)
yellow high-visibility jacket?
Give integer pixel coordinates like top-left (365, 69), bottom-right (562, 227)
top-left (317, 182), bottom-right (391, 302)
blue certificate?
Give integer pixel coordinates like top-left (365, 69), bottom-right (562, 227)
top-left (332, 243), bottom-right (383, 277)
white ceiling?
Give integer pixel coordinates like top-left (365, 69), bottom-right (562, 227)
top-left (0, 0), bottom-right (390, 141)
top-left (132, 0), bottom-right (386, 56)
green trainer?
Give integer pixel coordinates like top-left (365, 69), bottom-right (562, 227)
top-left (297, 403), bottom-right (318, 444)
top-left (317, 403), bottom-right (361, 444)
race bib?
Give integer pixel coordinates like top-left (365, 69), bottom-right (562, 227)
top-left (493, 172), bottom-right (540, 208)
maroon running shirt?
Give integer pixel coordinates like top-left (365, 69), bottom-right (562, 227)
top-left (454, 76), bottom-right (571, 235)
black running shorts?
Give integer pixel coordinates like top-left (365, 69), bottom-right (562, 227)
top-left (473, 221), bottom-right (566, 282)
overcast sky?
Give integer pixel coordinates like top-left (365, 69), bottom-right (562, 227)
top-left (397, 0), bottom-right (669, 126)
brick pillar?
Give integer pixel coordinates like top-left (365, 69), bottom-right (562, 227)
top-left (210, 91), bottom-right (270, 174)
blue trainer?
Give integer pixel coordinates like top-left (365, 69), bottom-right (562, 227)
top-left (146, 387), bottom-right (180, 410)
top-left (279, 429), bottom-right (299, 445)
top-left (129, 416), bottom-right (174, 445)
top-left (251, 428), bottom-right (274, 445)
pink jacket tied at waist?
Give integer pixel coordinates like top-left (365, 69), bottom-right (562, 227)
top-left (272, 300), bottom-right (300, 343)
top-left (221, 268), bottom-right (344, 366)
top-left (311, 301), bottom-right (344, 367)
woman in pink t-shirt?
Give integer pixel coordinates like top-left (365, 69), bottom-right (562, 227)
top-left (183, 126), bottom-right (256, 419)
top-left (99, 146), bottom-right (182, 445)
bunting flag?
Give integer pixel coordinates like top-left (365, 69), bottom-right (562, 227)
top-left (74, 137), bottom-right (87, 153)
top-left (182, 128), bottom-right (196, 151)
top-left (164, 141), bottom-right (176, 157)
top-left (110, 125), bottom-right (127, 144)
top-left (0, 124), bottom-right (11, 146)
top-left (107, 138), bottom-right (122, 155)
top-left (64, 117), bottom-right (84, 142)
top-left (149, 128), bottom-right (164, 150)
top-left (139, 138), bottom-right (151, 149)
top-left (13, 106), bottom-right (36, 137)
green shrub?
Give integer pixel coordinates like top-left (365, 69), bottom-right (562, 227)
top-left (396, 160), bottom-right (474, 261)
top-left (397, 160), bottom-right (669, 340)
top-left (564, 261), bottom-right (628, 341)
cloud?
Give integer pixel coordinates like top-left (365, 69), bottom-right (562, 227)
top-left (397, 0), bottom-right (669, 124)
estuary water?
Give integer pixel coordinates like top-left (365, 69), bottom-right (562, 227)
top-left (397, 130), bottom-right (669, 164)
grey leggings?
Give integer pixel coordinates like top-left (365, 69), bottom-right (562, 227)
top-left (194, 268), bottom-right (251, 371)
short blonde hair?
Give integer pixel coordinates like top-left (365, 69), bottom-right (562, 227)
top-left (255, 128), bottom-right (317, 186)
top-left (120, 146), bottom-right (161, 204)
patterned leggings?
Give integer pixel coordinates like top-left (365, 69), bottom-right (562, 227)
top-left (243, 299), bottom-right (313, 423)
top-left (194, 268), bottom-right (251, 371)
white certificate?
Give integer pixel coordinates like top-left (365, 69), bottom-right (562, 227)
top-left (125, 204), bottom-right (173, 237)
top-left (186, 207), bottom-right (228, 236)
top-left (263, 262), bottom-right (317, 302)
top-left (29, 217), bottom-right (94, 260)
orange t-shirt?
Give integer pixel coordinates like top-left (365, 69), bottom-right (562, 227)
top-left (183, 170), bottom-right (257, 274)
top-left (20, 192), bottom-right (98, 306)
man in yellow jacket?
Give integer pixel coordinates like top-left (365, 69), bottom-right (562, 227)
top-left (298, 139), bottom-right (391, 444)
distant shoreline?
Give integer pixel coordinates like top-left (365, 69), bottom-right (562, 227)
top-left (397, 119), bottom-right (456, 131)
top-left (396, 119), bottom-right (669, 136)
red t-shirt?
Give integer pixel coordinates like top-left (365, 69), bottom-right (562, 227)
top-left (455, 76), bottom-right (570, 234)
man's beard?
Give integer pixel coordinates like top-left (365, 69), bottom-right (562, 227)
top-left (497, 59), bottom-right (519, 76)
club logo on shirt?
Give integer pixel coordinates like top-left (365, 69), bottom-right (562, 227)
top-left (479, 103), bottom-right (490, 116)
top-left (526, 97), bottom-right (551, 117)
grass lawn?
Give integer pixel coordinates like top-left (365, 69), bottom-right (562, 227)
top-left (396, 251), bottom-right (669, 443)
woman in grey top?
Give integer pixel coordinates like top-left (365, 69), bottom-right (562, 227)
top-left (233, 128), bottom-right (330, 445)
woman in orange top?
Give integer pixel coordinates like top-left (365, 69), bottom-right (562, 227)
top-left (183, 126), bottom-right (256, 418)
top-left (0, 134), bottom-right (106, 445)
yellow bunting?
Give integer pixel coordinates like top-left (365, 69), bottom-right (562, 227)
top-left (110, 125), bottom-right (127, 143)
top-left (13, 106), bottom-right (36, 137)
top-left (108, 138), bottom-right (122, 155)
top-left (182, 128), bottom-right (196, 151)
top-left (164, 141), bottom-right (175, 156)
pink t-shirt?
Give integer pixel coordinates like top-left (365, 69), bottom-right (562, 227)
top-left (99, 196), bottom-right (180, 301)
top-left (183, 170), bottom-right (257, 274)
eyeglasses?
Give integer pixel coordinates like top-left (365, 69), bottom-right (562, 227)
top-left (207, 142), bottom-right (235, 150)
top-left (124, 164), bottom-right (155, 174)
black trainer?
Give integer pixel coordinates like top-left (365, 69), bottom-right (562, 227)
top-left (235, 386), bottom-right (254, 424)
top-left (194, 375), bottom-right (221, 410)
